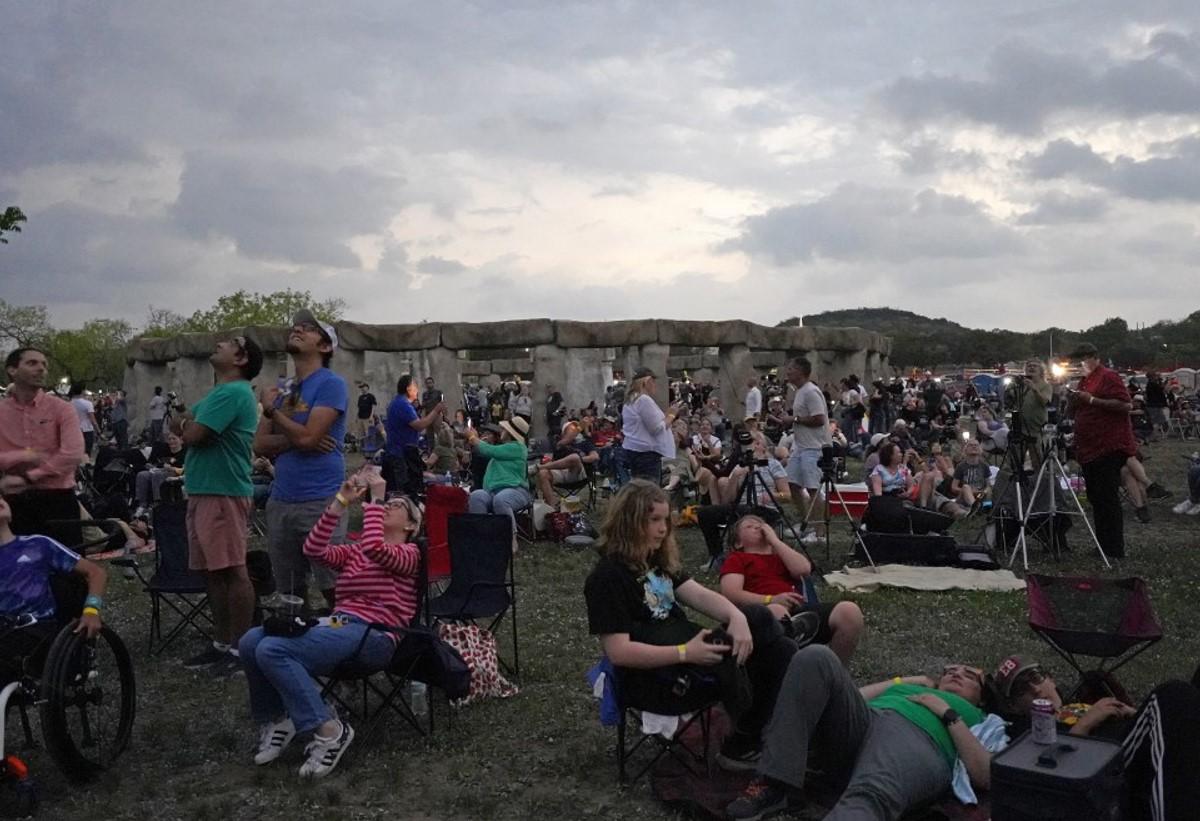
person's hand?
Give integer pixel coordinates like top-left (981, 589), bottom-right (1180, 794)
top-left (905, 674), bottom-right (935, 688)
top-left (435, 401), bottom-right (447, 416)
top-left (907, 692), bottom-right (951, 718)
top-left (0, 474), bottom-right (31, 495)
top-left (683, 629), bottom-right (731, 666)
top-left (1075, 390), bottom-right (1093, 405)
top-left (315, 435), bottom-right (338, 454)
top-left (259, 385), bottom-right (281, 410)
top-left (336, 478), bottom-right (367, 506)
top-left (75, 611), bottom-right (102, 638)
top-left (364, 470), bottom-right (387, 500)
top-left (11, 449), bottom-right (44, 469)
top-left (1075, 697), bottom-right (1135, 732)
top-left (772, 591), bottom-right (806, 611)
top-left (726, 613), bottom-right (754, 665)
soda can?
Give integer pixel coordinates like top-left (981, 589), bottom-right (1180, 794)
top-left (1031, 698), bottom-right (1057, 745)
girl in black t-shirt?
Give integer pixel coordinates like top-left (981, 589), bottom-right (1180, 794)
top-left (584, 480), bottom-right (798, 771)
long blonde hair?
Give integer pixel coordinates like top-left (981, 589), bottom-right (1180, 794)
top-left (624, 374), bottom-right (654, 406)
top-left (595, 480), bottom-right (680, 575)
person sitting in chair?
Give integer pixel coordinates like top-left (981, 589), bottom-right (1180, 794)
top-left (464, 417), bottom-right (532, 531)
top-left (0, 494), bottom-right (108, 682)
top-left (239, 469), bottom-right (421, 779)
top-left (536, 420), bottom-right (599, 508)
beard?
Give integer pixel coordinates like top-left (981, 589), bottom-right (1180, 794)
top-left (285, 341), bottom-right (301, 355)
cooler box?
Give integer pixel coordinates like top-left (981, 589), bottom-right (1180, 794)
top-left (424, 484), bottom-right (468, 580)
top-left (828, 483), bottom-right (869, 520)
top-left (991, 731), bottom-right (1124, 821)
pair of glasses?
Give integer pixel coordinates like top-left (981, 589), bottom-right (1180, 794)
top-left (942, 664), bottom-right (985, 687)
top-left (291, 322), bottom-right (321, 334)
top-left (1014, 668), bottom-right (1047, 692)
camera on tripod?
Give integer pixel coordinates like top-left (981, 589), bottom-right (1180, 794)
top-left (734, 428), bottom-right (768, 467)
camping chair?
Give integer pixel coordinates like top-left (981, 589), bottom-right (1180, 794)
top-left (1026, 574), bottom-right (1163, 701)
top-left (427, 513), bottom-right (520, 679)
top-left (118, 502), bottom-right (213, 656)
top-left (552, 461), bottom-right (599, 512)
top-left (424, 483), bottom-right (469, 584)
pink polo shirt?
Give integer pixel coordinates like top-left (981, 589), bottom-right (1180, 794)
top-left (0, 390), bottom-right (85, 490)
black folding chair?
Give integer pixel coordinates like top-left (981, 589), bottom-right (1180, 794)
top-left (552, 462), bottom-right (599, 512)
top-left (117, 503), bottom-right (213, 656)
top-left (610, 664), bottom-right (718, 785)
top-left (1026, 574), bottom-right (1163, 700)
top-left (427, 513), bottom-right (520, 679)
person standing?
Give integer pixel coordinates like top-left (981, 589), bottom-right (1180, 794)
top-left (69, 382), bottom-right (98, 458)
top-left (621, 367), bottom-right (682, 483)
top-left (421, 377), bottom-right (443, 414)
top-left (1068, 342), bottom-right (1137, 559)
top-left (354, 383), bottom-right (377, 442)
top-left (782, 357), bottom-right (831, 512)
top-left (546, 384), bottom-right (565, 434)
top-left (110, 389), bottom-right (130, 450)
top-left (172, 335), bottom-right (264, 674)
top-left (0, 348), bottom-right (86, 540)
top-left (383, 374), bottom-right (445, 499)
top-left (744, 377), bottom-right (763, 422)
top-left (254, 310), bottom-right (348, 607)
top-left (148, 386), bottom-right (168, 442)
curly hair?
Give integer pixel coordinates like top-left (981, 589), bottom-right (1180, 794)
top-left (595, 479), bottom-right (680, 575)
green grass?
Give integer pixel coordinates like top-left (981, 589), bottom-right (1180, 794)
top-left (26, 440), bottom-right (1200, 820)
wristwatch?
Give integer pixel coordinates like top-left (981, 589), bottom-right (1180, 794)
top-left (940, 708), bottom-right (961, 728)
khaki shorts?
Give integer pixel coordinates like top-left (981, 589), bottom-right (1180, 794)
top-left (550, 467), bottom-right (586, 485)
top-left (187, 495), bottom-right (252, 571)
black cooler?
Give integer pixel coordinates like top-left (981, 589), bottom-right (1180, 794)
top-left (991, 731), bottom-right (1124, 820)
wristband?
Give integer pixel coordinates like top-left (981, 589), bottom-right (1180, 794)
top-left (763, 594), bottom-right (773, 604)
top-left (676, 644), bottom-right (687, 662)
top-left (335, 493), bottom-right (350, 507)
top-left (84, 594), bottom-right (103, 610)
top-left (82, 607), bottom-right (100, 617)
top-left (893, 676), bottom-right (903, 685)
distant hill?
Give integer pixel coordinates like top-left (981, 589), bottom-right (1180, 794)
top-left (792, 307), bottom-right (1200, 370)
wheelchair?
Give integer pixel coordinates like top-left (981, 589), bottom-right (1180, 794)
top-left (0, 575), bottom-right (136, 815)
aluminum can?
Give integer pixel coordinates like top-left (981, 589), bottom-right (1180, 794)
top-left (1031, 698), bottom-right (1057, 745)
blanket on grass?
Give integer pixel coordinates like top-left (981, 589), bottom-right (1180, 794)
top-left (823, 564), bottom-right (1026, 593)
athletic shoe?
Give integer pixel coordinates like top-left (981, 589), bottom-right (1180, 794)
top-left (254, 717), bottom-right (296, 765)
top-left (212, 654), bottom-right (245, 678)
top-left (299, 720), bottom-right (355, 778)
top-left (1189, 503), bottom-right (1200, 516)
top-left (183, 646), bottom-right (228, 669)
top-left (1146, 482), bottom-right (1171, 500)
top-left (788, 610), bottom-right (822, 649)
top-left (1135, 506), bottom-right (1152, 524)
top-left (726, 777), bottom-right (792, 820)
top-left (1172, 499), bottom-right (1199, 515)
top-left (716, 732), bottom-right (762, 772)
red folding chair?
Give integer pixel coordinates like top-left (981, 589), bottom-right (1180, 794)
top-left (425, 484), bottom-right (468, 582)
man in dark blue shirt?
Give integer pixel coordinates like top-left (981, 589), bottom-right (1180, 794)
top-left (383, 374), bottom-right (445, 498)
top-left (535, 420), bottom-right (599, 508)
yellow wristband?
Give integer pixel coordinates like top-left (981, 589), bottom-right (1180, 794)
top-left (893, 676), bottom-right (903, 685)
top-left (763, 594), bottom-right (773, 604)
top-left (335, 493), bottom-right (350, 507)
top-left (677, 644), bottom-right (687, 662)
top-left (82, 607), bottom-right (100, 617)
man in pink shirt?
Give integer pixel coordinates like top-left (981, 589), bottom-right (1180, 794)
top-left (0, 347), bottom-right (85, 539)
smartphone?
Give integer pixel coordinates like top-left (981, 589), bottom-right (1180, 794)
top-left (467, 418), bottom-right (473, 429)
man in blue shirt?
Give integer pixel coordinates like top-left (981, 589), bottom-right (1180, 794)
top-left (0, 494), bottom-right (108, 682)
top-left (255, 310), bottom-right (348, 608)
top-left (383, 374), bottom-right (444, 499)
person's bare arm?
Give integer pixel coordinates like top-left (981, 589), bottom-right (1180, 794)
top-left (600, 631), bottom-right (730, 669)
top-left (72, 557), bottom-right (108, 637)
top-left (765, 528), bottom-right (811, 579)
top-left (411, 403), bottom-right (445, 432)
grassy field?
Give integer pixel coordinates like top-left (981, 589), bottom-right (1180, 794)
top-left (30, 438), bottom-right (1200, 820)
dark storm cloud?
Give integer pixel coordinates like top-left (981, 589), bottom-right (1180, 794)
top-left (896, 139), bottom-right (984, 175)
top-left (721, 184), bottom-right (1023, 265)
top-left (1022, 135), bottom-right (1200, 201)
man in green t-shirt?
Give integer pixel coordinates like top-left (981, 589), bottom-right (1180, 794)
top-left (728, 644), bottom-right (994, 820)
top-left (172, 334), bottom-right (264, 675)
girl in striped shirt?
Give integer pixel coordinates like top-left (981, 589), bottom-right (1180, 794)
top-left (239, 468), bottom-right (422, 779)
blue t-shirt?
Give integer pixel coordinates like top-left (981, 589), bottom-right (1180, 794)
top-left (385, 394), bottom-right (420, 454)
top-left (0, 535), bottom-right (81, 619)
top-left (270, 368), bottom-right (348, 503)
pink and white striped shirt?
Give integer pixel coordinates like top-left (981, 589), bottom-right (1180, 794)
top-left (303, 503), bottom-right (420, 632)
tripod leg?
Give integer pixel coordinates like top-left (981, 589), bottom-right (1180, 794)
top-left (1055, 454), bottom-right (1111, 569)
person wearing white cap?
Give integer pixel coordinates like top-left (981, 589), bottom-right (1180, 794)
top-left (254, 309), bottom-right (348, 607)
top-left (464, 416), bottom-right (532, 533)
top-left (535, 419), bottom-right (599, 508)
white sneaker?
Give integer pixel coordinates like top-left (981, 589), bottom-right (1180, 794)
top-left (298, 720), bottom-right (354, 778)
top-left (254, 717), bottom-right (296, 765)
top-left (1189, 503), bottom-right (1200, 516)
top-left (1172, 500), bottom-right (1199, 515)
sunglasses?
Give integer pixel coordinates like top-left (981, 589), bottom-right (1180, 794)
top-left (1013, 668), bottom-right (1048, 692)
top-left (942, 664), bottom-right (985, 687)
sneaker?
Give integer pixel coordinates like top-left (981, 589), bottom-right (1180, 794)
top-left (1189, 503), bottom-right (1200, 517)
top-left (788, 610), bottom-right (822, 649)
top-left (1146, 482), bottom-right (1171, 501)
top-left (299, 720), bottom-right (355, 778)
top-left (254, 717), bottom-right (297, 765)
top-left (716, 732), bottom-right (762, 772)
top-left (1135, 506), bottom-right (1152, 524)
top-left (212, 654), bottom-right (245, 678)
top-left (726, 777), bottom-right (791, 821)
top-left (800, 529), bottom-right (821, 546)
top-left (183, 646), bottom-right (228, 669)
top-left (1172, 499), bottom-right (1198, 515)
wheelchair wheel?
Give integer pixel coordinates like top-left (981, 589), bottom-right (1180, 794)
top-left (39, 624), bottom-right (135, 783)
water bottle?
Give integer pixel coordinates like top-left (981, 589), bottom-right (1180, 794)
top-left (408, 681), bottom-right (428, 718)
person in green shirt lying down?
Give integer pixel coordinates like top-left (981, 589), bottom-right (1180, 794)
top-left (465, 416), bottom-right (533, 537)
top-left (727, 644), bottom-right (992, 821)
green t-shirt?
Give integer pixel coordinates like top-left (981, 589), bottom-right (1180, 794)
top-left (867, 683), bottom-right (985, 764)
top-left (476, 440), bottom-right (528, 492)
top-left (184, 380), bottom-right (259, 497)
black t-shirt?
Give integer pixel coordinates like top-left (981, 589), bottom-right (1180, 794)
top-left (954, 460), bottom-right (989, 491)
top-left (149, 442), bottom-right (188, 469)
top-left (555, 435), bottom-right (596, 461)
top-left (584, 556), bottom-right (698, 646)
top-left (357, 392), bottom-right (377, 419)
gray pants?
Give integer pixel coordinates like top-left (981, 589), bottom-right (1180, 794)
top-left (265, 496), bottom-right (344, 597)
top-left (760, 645), bottom-right (952, 821)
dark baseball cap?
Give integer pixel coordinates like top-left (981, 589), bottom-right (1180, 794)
top-left (993, 654), bottom-right (1042, 699)
top-left (1067, 342), bottom-right (1098, 360)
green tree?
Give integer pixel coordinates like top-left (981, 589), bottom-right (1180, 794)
top-left (181, 289), bottom-right (345, 333)
top-left (47, 318), bottom-right (134, 387)
top-left (140, 306), bottom-right (191, 338)
top-left (0, 206), bottom-right (26, 244)
top-left (0, 299), bottom-right (53, 348)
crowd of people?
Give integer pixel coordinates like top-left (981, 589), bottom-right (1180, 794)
top-left (2, 323), bottom-right (1199, 818)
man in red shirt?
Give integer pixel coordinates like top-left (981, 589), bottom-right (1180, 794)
top-left (0, 348), bottom-right (86, 541)
top-left (1068, 342), bottom-right (1136, 559)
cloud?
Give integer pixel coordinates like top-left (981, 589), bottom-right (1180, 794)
top-left (415, 255), bottom-right (469, 276)
top-left (1016, 192), bottom-right (1108, 225)
top-left (895, 139), bottom-right (984, 175)
top-left (1022, 135), bottom-right (1200, 201)
top-left (721, 184), bottom-right (1023, 265)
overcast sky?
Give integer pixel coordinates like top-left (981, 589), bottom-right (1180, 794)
top-left (4, 2), bottom-right (1200, 333)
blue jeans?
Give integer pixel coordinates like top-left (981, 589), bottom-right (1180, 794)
top-left (239, 616), bottom-right (394, 733)
top-left (468, 487), bottom-right (532, 528)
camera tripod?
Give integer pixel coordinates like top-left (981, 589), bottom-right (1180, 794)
top-left (799, 461), bottom-right (877, 569)
top-left (724, 459), bottom-right (807, 549)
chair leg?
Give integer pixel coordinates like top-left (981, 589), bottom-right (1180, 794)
top-left (617, 713), bottom-right (628, 784)
top-left (510, 595), bottom-right (520, 682)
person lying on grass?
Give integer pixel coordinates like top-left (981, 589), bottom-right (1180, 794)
top-left (727, 648), bottom-right (995, 821)
top-left (583, 479), bottom-right (797, 773)
top-left (0, 493), bottom-right (108, 683)
top-left (239, 469), bottom-right (421, 779)
top-left (718, 515), bottom-right (864, 664)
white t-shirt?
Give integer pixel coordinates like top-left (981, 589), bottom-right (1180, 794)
top-left (691, 433), bottom-right (721, 453)
top-left (72, 397), bottom-right (95, 432)
top-left (148, 394), bottom-right (167, 421)
top-left (745, 386), bottom-right (762, 417)
top-left (792, 381), bottom-right (832, 451)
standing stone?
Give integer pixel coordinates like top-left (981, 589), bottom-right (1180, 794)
top-left (564, 348), bottom-right (609, 416)
top-left (426, 346), bottom-right (463, 412)
top-left (330, 349), bottom-right (367, 398)
top-left (718, 344), bottom-right (757, 422)
top-left (532, 344), bottom-right (568, 441)
top-left (172, 357), bottom-right (215, 412)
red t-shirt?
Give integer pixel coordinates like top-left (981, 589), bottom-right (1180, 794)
top-left (1074, 366), bottom-right (1137, 464)
top-left (719, 551), bottom-right (800, 597)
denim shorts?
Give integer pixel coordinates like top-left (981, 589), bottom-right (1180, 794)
top-left (787, 447), bottom-right (822, 490)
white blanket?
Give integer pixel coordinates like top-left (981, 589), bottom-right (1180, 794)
top-left (823, 564), bottom-right (1026, 593)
